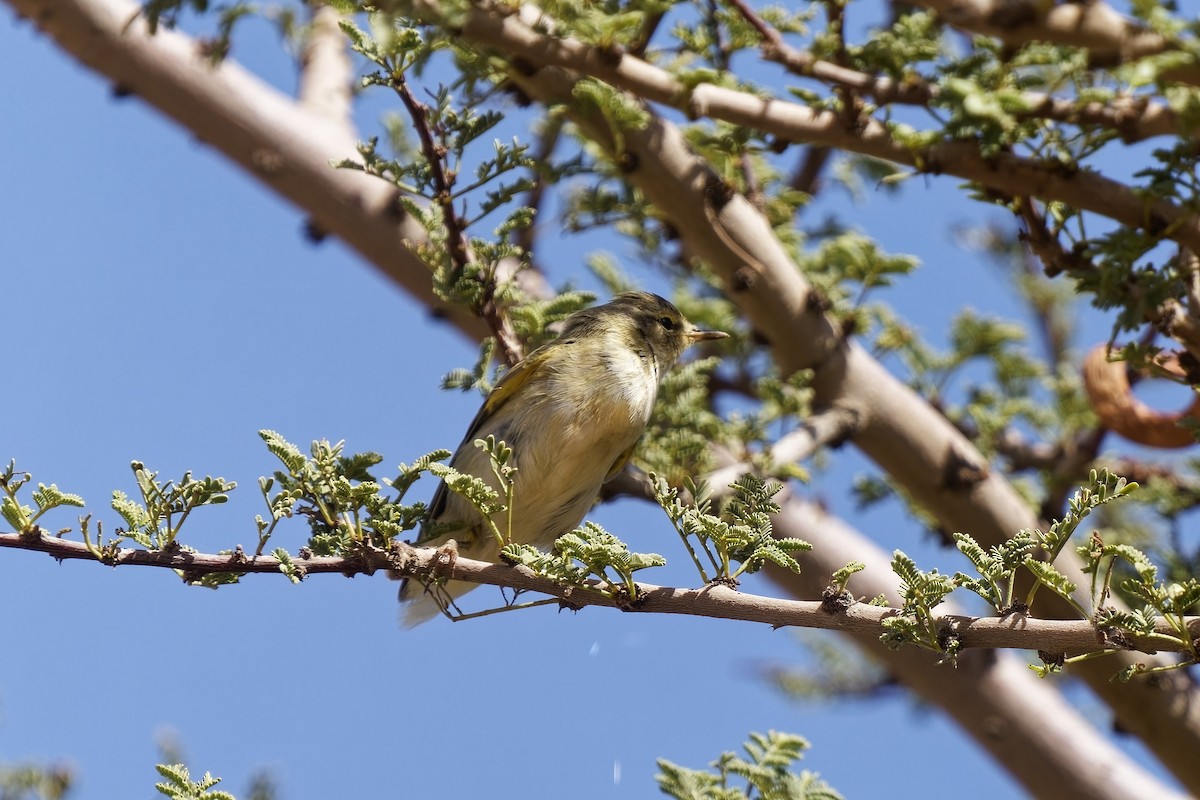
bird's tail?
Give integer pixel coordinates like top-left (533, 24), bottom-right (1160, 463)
top-left (397, 535), bottom-right (502, 627)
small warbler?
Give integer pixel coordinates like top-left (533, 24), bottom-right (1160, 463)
top-left (400, 291), bottom-right (728, 625)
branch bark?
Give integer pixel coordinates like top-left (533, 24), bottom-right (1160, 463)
top-left (8, 0), bottom-right (488, 340)
top-left (298, 1), bottom-right (353, 134)
top-left (4, 530), bottom-right (1198, 656)
top-left (909, 0), bottom-right (1200, 87)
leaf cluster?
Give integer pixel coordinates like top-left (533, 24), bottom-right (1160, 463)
top-left (154, 764), bottom-right (234, 800)
top-left (654, 474), bottom-right (810, 585)
top-left (426, 435), bottom-right (514, 546)
top-left (258, 429), bottom-right (438, 564)
top-left (880, 469), bottom-right (1200, 677)
top-left (656, 730), bottom-right (841, 800)
top-left (639, 356), bottom-right (728, 483)
top-left (502, 520), bottom-right (665, 602)
top-left (336, 14), bottom-right (538, 312)
top-left (1, 460), bottom-right (85, 536)
top-left (0, 760), bottom-right (72, 800)
top-left (110, 462), bottom-right (235, 551)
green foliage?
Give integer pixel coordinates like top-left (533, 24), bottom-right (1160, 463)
top-left (109, 462), bottom-right (235, 550)
top-left (0, 761), bottom-right (72, 800)
top-left (442, 337), bottom-right (497, 396)
top-left (427, 435), bottom-right (515, 547)
top-left (890, 470), bottom-right (1200, 676)
top-left (503, 521), bottom-right (665, 602)
top-left (333, 13), bottom-right (539, 316)
top-left (640, 356), bottom-right (728, 482)
top-left (258, 430), bottom-right (434, 558)
top-left (1080, 532), bottom-right (1200, 670)
top-left (829, 561), bottom-right (865, 595)
top-left (154, 764), bottom-right (235, 800)
top-left (951, 530), bottom-right (1036, 614)
top-left (656, 731), bottom-right (841, 800)
top-left (572, 77), bottom-right (651, 154)
top-left (880, 551), bottom-right (956, 657)
top-left (0, 461), bottom-right (84, 535)
top-left (654, 474), bottom-right (810, 585)
top-left (1030, 469), bottom-right (1139, 565)
top-left (506, 291), bottom-right (598, 350)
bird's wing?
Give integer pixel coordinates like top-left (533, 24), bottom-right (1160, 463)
top-left (420, 348), bottom-right (548, 538)
top-left (604, 441), bottom-right (638, 483)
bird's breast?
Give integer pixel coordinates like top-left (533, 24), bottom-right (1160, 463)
top-left (550, 341), bottom-right (659, 436)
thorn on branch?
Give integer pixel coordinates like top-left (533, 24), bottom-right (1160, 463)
top-left (702, 174), bottom-right (736, 212)
top-left (804, 288), bottom-right (832, 313)
top-left (730, 265), bottom-right (756, 292)
top-left (1038, 649), bottom-right (1066, 669)
top-left (303, 219), bottom-right (329, 244)
top-left (942, 446), bottom-right (990, 492)
top-left (1098, 626), bottom-right (1137, 651)
top-left (616, 150), bottom-right (639, 173)
top-left (820, 586), bottom-right (853, 614)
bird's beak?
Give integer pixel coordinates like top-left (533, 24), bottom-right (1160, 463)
top-left (685, 328), bottom-right (730, 342)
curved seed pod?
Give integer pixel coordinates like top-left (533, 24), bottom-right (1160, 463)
top-left (1082, 345), bottom-right (1200, 448)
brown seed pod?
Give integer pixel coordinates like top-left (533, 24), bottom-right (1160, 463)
top-left (1082, 345), bottom-right (1200, 448)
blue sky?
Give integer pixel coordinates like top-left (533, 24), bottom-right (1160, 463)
top-left (0, 7), bottom-right (1178, 799)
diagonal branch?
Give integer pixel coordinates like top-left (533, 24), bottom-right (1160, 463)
top-left (909, 0), bottom-right (1200, 87)
top-left (7, 0), bottom-right (488, 340)
top-left (298, 1), bottom-right (354, 135)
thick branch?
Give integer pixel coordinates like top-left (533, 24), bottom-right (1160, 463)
top-left (909, 0), bottom-right (1200, 87)
top-left (4, 530), bottom-right (1198, 656)
top-left (298, 1), bottom-right (353, 134)
top-left (7, 0), bottom-right (487, 340)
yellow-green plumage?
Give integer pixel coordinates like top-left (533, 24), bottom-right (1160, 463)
top-left (400, 292), bottom-right (726, 625)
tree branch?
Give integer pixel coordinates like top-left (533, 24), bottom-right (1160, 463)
top-left (4, 530), bottom-right (1197, 656)
top-left (298, 1), bottom-right (353, 135)
top-left (7, 0), bottom-right (488, 340)
top-left (759, 497), bottom-right (1188, 800)
top-left (909, 0), bottom-right (1200, 87)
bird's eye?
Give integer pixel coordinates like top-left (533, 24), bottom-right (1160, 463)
top-left (659, 315), bottom-right (676, 331)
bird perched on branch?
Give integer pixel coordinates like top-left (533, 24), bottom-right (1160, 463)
top-left (400, 291), bottom-right (728, 625)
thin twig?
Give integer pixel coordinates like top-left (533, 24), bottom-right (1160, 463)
top-left (392, 68), bottom-right (524, 365)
